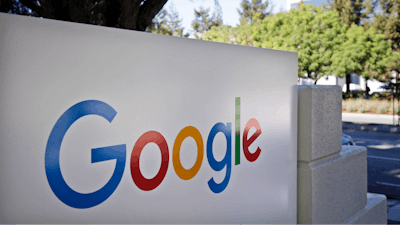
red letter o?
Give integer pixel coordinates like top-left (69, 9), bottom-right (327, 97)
top-left (130, 131), bottom-right (169, 191)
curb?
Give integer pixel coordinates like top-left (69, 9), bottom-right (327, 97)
top-left (343, 122), bottom-right (400, 133)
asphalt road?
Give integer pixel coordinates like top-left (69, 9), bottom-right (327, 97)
top-left (342, 130), bottom-right (400, 199)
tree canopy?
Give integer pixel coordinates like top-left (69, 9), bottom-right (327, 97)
top-left (237, 0), bottom-right (273, 25)
top-left (204, 4), bottom-right (349, 83)
top-left (191, 0), bottom-right (223, 39)
top-left (203, 3), bottom-right (395, 89)
top-left (0, 0), bottom-right (169, 31)
top-left (386, 51), bottom-right (400, 77)
top-left (328, 0), bottom-right (376, 27)
top-left (146, 4), bottom-right (189, 37)
top-left (331, 25), bottom-right (393, 82)
top-left (369, 0), bottom-right (400, 51)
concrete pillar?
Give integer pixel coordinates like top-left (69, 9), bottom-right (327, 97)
top-left (297, 85), bottom-right (387, 224)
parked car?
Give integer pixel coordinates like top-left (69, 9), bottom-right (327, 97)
top-left (371, 85), bottom-right (392, 95)
top-left (342, 133), bottom-right (356, 146)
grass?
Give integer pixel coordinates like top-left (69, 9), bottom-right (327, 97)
top-left (342, 99), bottom-right (400, 115)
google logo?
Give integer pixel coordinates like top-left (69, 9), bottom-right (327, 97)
top-left (45, 98), bottom-right (262, 209)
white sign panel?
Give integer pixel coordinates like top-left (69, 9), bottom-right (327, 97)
top-left (0, 13), bottom-right (298, 223)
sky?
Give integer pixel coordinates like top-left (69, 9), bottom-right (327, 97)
top-left (162, 0), bottom-right (288, 35)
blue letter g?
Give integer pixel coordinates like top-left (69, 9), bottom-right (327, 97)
top-left (45, 100), bottom-right (126, 209)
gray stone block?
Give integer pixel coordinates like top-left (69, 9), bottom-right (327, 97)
top-left (341, 192), bottom-right (387, 224)
top-left (298, 145), bottom-right (367, 224)
top-left (298, 85), bottom-right (342, 162)
top-left (0, 213), bottom-right (7, 224)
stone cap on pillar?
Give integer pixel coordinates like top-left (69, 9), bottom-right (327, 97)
top-left (298, 85), bottom-right (342, 162)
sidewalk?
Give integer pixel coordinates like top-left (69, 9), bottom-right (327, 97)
top-left (342, 113), bottom-right (400, 133)
top-left (342, 113), bottom-right (400, 223)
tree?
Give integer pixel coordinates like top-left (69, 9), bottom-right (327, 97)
top-left (328, 0), bottom-right (376, 27)
top-left (331, 25), bottom-right (393, 93)
top-left (369, 50), bottom-right (400, 116)
top-left (202, 22), bottom-right (253, 45)
top-left (364, 51), bottom-right (400, 113)
top-left (386, 51), bottom-right (400, 116)
top-left (191, 0), bottom-right (223, 39)
top-left (203, 4), bottom-right (349, 83)
top-left (0, 0), bottom-right (32, 14)
top-left (386, 51), bottom-right (400, 79)
top-left (364, 48), bottom-right (400, 83)
top-left (328, 0), bottom-right (379, 93)
top-left (0, 0), bottom-right (169, 31)
top-left (237, 0), bottom-right (273, 25)
top-left (370, 0), bottom-right (400, 51)
top-left (147, 3), bottom-right (189, 37)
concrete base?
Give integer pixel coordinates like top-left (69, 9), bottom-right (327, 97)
top-left (297, 145), bottom-right (367, 224)
top-left (341, 193), bottom-right (387, 224)
top-left (0, 213), bottom-right (7, 224)
top-left (298, 85), bottom-right (342, 162)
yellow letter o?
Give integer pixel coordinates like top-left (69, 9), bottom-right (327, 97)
top-left (173, 126), bottom-right (204, 180)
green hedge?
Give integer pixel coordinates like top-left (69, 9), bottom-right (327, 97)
top-left (342, 91), bottom-right (393, 100)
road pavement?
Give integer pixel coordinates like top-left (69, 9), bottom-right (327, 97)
top-left (342, 113), bottom-right (400, 223)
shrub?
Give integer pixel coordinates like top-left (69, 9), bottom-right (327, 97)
top-left (395, 106), bottom-right (400, 114)
top-left (380, 108), bottom-right (388, 113)
top-left (343, 91), bottom-right (364, 100)
top-left (370, 92), bottom-right (392, 101)
top-left (343, 99), bottom-right (394, 114)
top-left (370, 93), bottom-right (380, 100)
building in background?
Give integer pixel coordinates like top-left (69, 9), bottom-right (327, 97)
top-left (299, 75), bottom-right (390, 95)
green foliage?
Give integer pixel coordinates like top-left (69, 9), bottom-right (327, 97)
top-left (237, 0), bottom-right (273, 25)
top-left (204, 4), bottom-right (348, 80)
top-left (191, 0), bottom-right (223, 39)
top-left (386, 51), bottom-right (400, 77)
top-left (395, 106), bottom-right (400, 114)
top-left (370, 92), bottom-right (380, 100)
top-left (343, 91), bottom-right (364, 99)
top-left (202, 21), bottom-right (254, 45)
top-left (328, 0), bottom-right (376, 27)
top-left (371, 92), bottom-right (392, 100)
top-left (369, 92), bottom-right (394, 100)
top-left (380, 108), bottom-right (388, 113)
top-left (366, 50), bottom-right (400, 83)
top-left (371, 0), bottom-right (400, 51)
top-left (331, 25), bottom-right (392, 82)
top-left (328, 0), bottom-right (394, 93)
top-left (147, 4), bottom-right (189, 37)
top-left (203, 2), bottom-right (394, 85)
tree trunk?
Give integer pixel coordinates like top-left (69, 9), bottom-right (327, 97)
top-left (137, 0), bottom-right (168, 31)
top-left (346, 74), bottom-right (351, 93)
top-left (397, 74), bottom-right (399, 120)
top-left (104, 0), bottom-right (122, 27)
top-left (119, 0), bottom-right (141, 30)
top-left (365, 77), bottom-right (370, 99)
